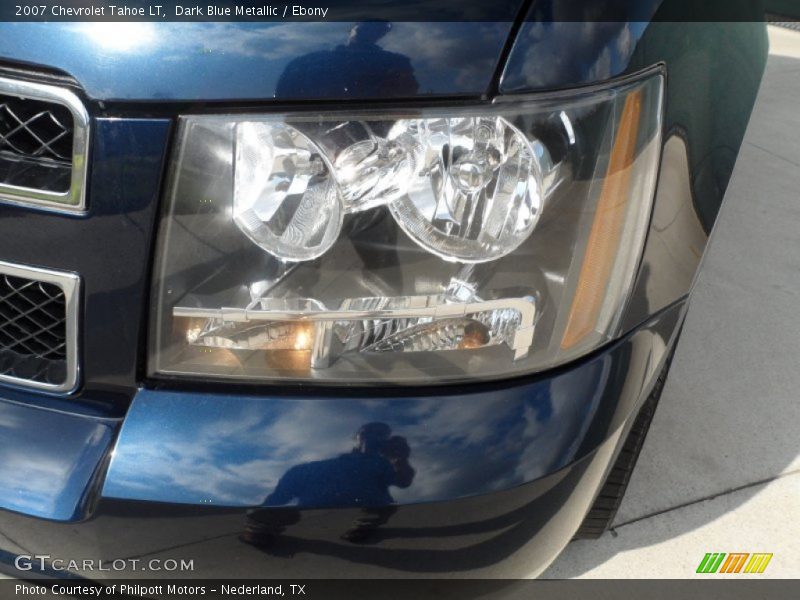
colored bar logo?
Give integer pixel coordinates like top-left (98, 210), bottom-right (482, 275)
top-left (696, 553), bottom-right (773, 574)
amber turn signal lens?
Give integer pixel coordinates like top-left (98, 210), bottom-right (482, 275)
top-left (561, 90), bottom-right (643, 350)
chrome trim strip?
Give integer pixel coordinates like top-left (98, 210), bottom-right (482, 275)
top-left (0, 76), bottom-right (90, 213)
top-left (0, 260), bottom-right (80, 394)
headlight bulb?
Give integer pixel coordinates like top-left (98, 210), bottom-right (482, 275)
top-left (334, 136), bottom-right (419, 212)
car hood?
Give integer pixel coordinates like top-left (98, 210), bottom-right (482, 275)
top-left (0, 21), bottom-right (518, 102)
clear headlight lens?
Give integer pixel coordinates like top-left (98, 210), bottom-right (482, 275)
top-left (389, 116), bottom-right (543, 262)
top-left (233, 122), bottom-right (343, 261)
top-left (150, 71), bottom-right (663, 385)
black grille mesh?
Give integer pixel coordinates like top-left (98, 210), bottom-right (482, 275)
top-left (0, 273), bottom-right (67, 385)
top-left (0, 94), bottom-right (73, 193)
top-left (0, 95), bottom-right (73, 161)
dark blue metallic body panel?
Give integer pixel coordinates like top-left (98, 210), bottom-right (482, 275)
top-left (0, 22), bottom-right (515, 101)
top-left (500, 1), bottom-right (764, 93)
top-left (0, 435), bottom-right (619, 578)
top-left (104, 304), bottom-right (681, 508)
top-left (0, 304), bottom-right (679, 577)
top-left (0, 397), bottom-right (117, 521)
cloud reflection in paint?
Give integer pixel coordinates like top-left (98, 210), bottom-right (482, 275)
top-left (104, 357), bottom-right (609, 508)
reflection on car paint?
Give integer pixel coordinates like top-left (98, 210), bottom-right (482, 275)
top-left (103, 304), bottom-right (678, 509)
top-left (0, 22), bottom-right (511, 100)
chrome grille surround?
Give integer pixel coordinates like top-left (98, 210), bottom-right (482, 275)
top-left (0, 260), bottom-right (80, 394)
top-left (0, 76), bottom-right (89, 213)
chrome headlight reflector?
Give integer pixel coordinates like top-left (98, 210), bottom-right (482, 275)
top-left (150, 71), bottom-right (663, 385)
top-left (388, 116), bottom-right (544, 262)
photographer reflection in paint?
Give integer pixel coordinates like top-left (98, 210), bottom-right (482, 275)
top-left (242, 422), bottom-right (415, 546)
top-left (275, 21), bottom-right (419, 99)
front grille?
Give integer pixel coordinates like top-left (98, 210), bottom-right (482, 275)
top-left (0, 95), bottom-right (74, 162)
top-left (0, 274), bottom-right (67, 385)
top-left (0, 262), bottom-right (79, 393)
top-left (0, 76), bottom-right (89, 211)
top-left (0, 94), bottom-right (73, 195)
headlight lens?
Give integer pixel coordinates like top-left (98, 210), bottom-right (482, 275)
top-left (388, 116), bottom-right (543, 262)
top-left (233, 121), bottom-right (343, 261)
top-left (150, 71), bottom-right (663, 385)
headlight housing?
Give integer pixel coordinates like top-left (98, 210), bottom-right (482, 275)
top-left (149, 71), bottom-right (663, 385)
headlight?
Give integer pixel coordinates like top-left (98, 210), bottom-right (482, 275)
top-left (149, 70), bottom-right (663, 385)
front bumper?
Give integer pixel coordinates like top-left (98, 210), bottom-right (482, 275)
top-left (0, 300), bottom-right (683, 578)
